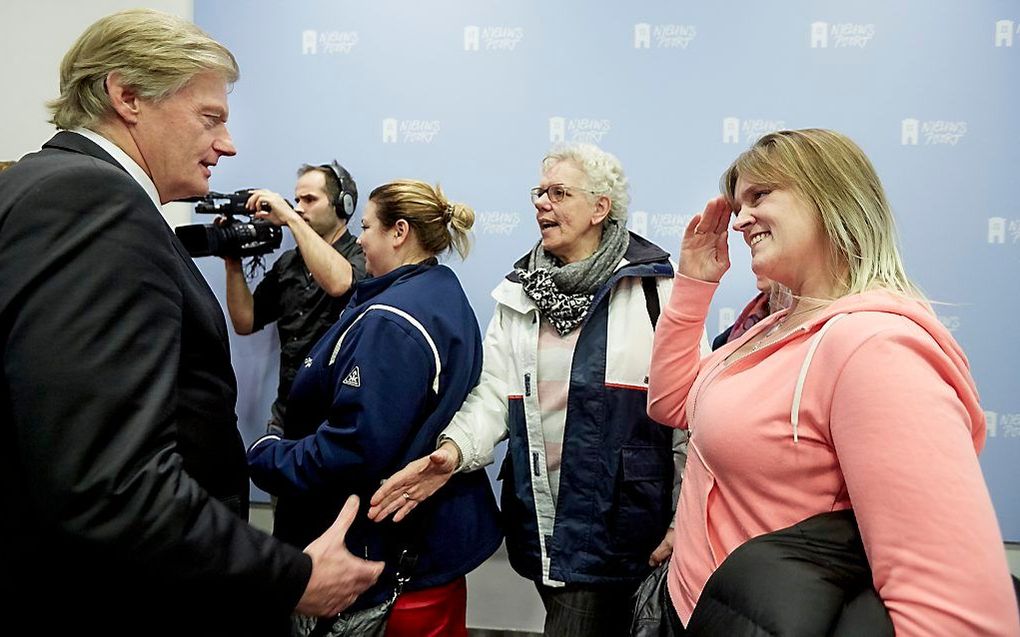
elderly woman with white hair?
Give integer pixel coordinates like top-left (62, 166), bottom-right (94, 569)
top-left (370, 143), bottom-right (704, 636)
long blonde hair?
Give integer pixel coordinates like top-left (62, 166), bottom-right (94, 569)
top-left (721, 129), bottom-right (925, 300)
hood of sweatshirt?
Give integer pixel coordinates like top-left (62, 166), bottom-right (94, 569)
top-left (761, 288), bottom-right (985, 451)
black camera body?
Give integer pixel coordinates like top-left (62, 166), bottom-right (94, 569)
top-left (175, 189), bottom-right (283, 259)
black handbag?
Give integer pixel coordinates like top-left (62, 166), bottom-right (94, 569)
top-left (292, 594), bottom-right (393, 637)
top-left (630, 560), bottom-right (682, 637)
top-left (293, 548), bottom-right (417, 637)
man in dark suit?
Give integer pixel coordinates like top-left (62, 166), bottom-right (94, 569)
top-left (0, 9), bottom-right (380, 635)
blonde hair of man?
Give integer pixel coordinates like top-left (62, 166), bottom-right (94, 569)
top-left (47, 8), bottom-right (239, 131)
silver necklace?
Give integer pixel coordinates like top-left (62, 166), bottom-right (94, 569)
top-left (748, 304), bottom-right (824, 353)
top-left (749, 321), bottom-right (797, 353)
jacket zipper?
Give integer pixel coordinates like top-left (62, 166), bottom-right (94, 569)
top-left (523, 372), bottom-right (540, 476)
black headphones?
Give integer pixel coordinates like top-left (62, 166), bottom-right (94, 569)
top-left (319, 160), bottom-right (357, 221)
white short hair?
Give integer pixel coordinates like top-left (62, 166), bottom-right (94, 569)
top-left (542, 143), bottom-right (630, 222)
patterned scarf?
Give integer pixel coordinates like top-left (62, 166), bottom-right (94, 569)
top-left (517, 219), bottom-right (629, 335)
top-left (727, 292), bottom-right (771, 342)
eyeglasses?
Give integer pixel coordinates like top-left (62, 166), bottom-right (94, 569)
top-left (529, 184), bottom-right (605, 204)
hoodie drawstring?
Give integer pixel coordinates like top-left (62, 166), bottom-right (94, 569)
top-left (791, 314), bottom-right (849, 443)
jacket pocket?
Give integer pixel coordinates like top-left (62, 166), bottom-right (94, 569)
top-left (607, 445), bottom-right (673, 559)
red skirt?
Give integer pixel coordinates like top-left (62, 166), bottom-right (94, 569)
top-left (385, 576), bottom-right (467, 637)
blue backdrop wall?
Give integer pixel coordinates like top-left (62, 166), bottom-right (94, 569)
top-left (191, 0), bottom-right (1020, 540)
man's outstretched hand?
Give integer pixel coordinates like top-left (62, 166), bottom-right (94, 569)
top-left (296, 495), bottom-right (384, 617)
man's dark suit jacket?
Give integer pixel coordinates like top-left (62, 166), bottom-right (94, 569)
top-left (0, 132), bottom-right (310, 636)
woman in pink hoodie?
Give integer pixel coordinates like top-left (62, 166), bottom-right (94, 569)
top-left (647, 129), bottom-right (1019, 635)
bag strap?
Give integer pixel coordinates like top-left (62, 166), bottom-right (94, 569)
top-left (642, 276), bottom-right (660, 328)
top-left (390, 548), bottom-right (417, 598)
top-left (385, 500), bottom-right (428, 593)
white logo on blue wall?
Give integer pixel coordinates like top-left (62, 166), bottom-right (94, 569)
top-left (301, 29), bottom-right (358, 55)
top-left (995, 20), bottom-right (1017, 47)
top-left (723, 117), bottom-right (785, 144)
top-left (718, 307), bottom-right (737, 337)
top-left (811, 22), bottom-right (829, 48)
top-left (629, 210), bottom-right (649, 237)
top-left (478, 211), bottom-right (522, 236)
top-left (383, 118), bottom-right (398, 143)
top-left (549, 116), bottom-right (611, 143)
top-left (901, 119), bottom-right (919, 145)
top-left (988, 217), bottom-right (1007, 243)
top-left (303, 30), bottom-right (317, 54)
top-left (465, 25), bottom-right (524, 51)
top-left (901, 118), bottom-right (967, 145)
top-left (382, 118), bottom-right (441, 144)
top-left (987, 217), bottom-right (1020, 244)
top-left (635, 23), bottom-right (651, 48)
top-left (549, 117), bottom-right (566, 142)
top-left (983, 411), bottom-right (999, 436)
top-left (985, 411), bottom-right (997, 437)
top-left (723, 117), bottom-right (740, 144)
top-left (464, 26), bottom-right (480, 50)
top-left (634, 23), bottom-right (697, 49)
top-left (638, 211), bottom-right (696, 240)
top-left (811, 21), bottom-right (875, 48)
top-left (988, 411), bottom-right (1020, 438)
top-left (1006, 414), bottom-right (1020, 438)
top-left (655, 213), bottom-right (695, 238)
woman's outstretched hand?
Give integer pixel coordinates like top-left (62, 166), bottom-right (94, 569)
top-left (678, 196), bottom-right (732, 283)
top-left (368, 441), bottom-right (461, 522)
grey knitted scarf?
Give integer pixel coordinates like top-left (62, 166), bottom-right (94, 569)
top-left (517, 219), bottom-right (629, 335)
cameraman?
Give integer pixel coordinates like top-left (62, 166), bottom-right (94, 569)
top-left (225, 162), bottom-right (366, 433)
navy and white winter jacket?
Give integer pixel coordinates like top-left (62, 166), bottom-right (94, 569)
top-left (444, 234), bottom-right (704, 587)
top-left (248, 261), bottom-right (502, 608)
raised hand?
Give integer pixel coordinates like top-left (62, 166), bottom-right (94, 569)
top-left (368, 442), bottom-right (460, 523)
top-left (678, 196), bottom-right (732, 283)
top-left (245, 189), bottom-right (300, 226)
top-left (296, 495), bottom-right (384, 617)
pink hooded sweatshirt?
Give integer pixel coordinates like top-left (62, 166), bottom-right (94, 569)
top-left (648, 274), bottom-right (1019, 636)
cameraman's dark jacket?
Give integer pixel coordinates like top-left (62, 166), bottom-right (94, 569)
top-left (251, 233), bottom-right (366, 421)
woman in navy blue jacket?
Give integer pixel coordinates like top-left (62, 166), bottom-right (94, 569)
top-left (248, 179), bottom-right (502, 636)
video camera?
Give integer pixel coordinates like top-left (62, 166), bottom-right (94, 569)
top-left (175, 189), bottom-right (283, 259)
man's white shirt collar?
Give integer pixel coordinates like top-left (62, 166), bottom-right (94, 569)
top-left (71, 128), bottom-right (163, 214)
